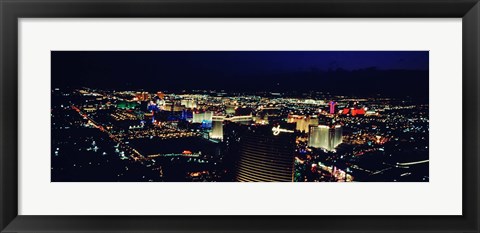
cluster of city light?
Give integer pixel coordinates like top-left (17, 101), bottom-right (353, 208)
top-left (52, 87), bottom-right (429, 182)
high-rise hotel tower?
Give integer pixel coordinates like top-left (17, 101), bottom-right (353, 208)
top-left (223, 123), bottom-right (296, 182)
top-left (308, 124), bottom-right (343, 151)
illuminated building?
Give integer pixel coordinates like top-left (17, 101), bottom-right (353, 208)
top-left (82, 106), bottom-right (97, 112)
top-left (258, 107), bottom-right (281, 117)
top-left (226, 115), bottom-right (253, 125)
top-left (212, 115), bottom-right (252, 125)
top-left (226, 105), bottom-right (236, 114)
top-left (156, 91), bottom-right (165, 100)
top-left (254, 115), bottom-right (269, 125)
top-left (117, 101), bottom-right (139, 110)
top-left (201, 120), bottom-right (212, 129)
top-left (341, 107), bottom-right (366, 116)
top-left (352, 108), bottom-right (366, 116)
top-left (165, 103), bottom-right (185, 112)
top-left (225, 124), bottom-right (296, 182)
top-left (147, 101), bottom-right (159, 112)
top-left (210, 115), bottom-right (253, 140)
top-left (365, 110), bottom-right (378, 116)
top-left (308, 124), bottom-right (343, 151)
top-left (155, 98), bottom-right (166, 108)
top-left (235, 107), bottom-right (253, 116)
top-left (287, 115), bottom-right (301, 126)
top-left (287, 115), bottom-right (319, 133)
top-left (210, 119), bottom-right (224, 139)
top-left (307, 117), bottom-right (319, 131)
top-left (135, 92), bottom-right (150, 101)
top-left (181, 99), bottom-right (197, 109)
top-left (256, 107), bottom-right (282, 125)
top-left (193, 111), bottom-right (213, 123)
top-left (144, 112), bottom-right (154, 122)
top-left (328, 101), bottom-right (337, 114)
top-left (308, 125), bottom-right (329, 149)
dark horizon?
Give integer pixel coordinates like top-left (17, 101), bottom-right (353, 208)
top-left (52, 51), bottom-right (429, 100)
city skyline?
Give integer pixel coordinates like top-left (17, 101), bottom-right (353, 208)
top-left (51, 51), bottom-right (429, 182)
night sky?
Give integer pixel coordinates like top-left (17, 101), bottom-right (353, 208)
top-left (52, 51), bottom-right (429, 99)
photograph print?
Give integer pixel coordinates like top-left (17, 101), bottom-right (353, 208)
top-left (51, 51), bottom-right (429, 182)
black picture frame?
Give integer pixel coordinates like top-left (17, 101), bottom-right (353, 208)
top-left (1, 0), bottom-right (479, 232)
